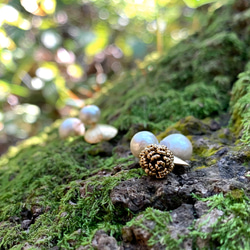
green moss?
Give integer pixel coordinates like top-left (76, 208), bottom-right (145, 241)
top-left (125, 191), bottom-right (250, 250)
top-left (204, 158), bottom-right (217, 166)
top-left (0, 162), bottom-right (143, 249)
top-left (95, 71), bottom-right (232, 134)
top-left (193, 142), bottom-right (218, 159)
top-left (194, 165), bottom-right (207, 171)
top-left (230, 63), bottom-right (250, 145)
top-left (91, 2), bottom-right (249, 139)
top-left (0, 121), bottom-right (143, 249)
top-left (156, 116), bottom-right (209, 140)
top-left (203, 148), bottom-right (219, 158)
top-left (0, 222), bottom-right (25, 249)
top-left (52, 168), bottom-right (143, 249)
top-left (126, 207), bottom-right (181, 249)
top-left (191, 191), bottom-right (250, 250)
top-left (93, 4), bottom-right (248, 134)
top-left (1, 1), bottom-right (250, 249)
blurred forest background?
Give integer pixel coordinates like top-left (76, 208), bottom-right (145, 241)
top-left (0, 0), bottom-right (217, 155)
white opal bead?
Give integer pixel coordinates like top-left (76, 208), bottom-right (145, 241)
top-left (79, 105), bottom-right (101, 125)
top-left (130, 131), bottom-right (159, 158)
top-left (59, 118), bottom-right (85, 139)
top-left (84, 124), bottom-right (118, 144)
top-left (160, 133), bottom-right (193, 160)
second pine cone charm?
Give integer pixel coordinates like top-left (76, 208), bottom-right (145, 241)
top-left (139, 144), bottom-right (174, 179)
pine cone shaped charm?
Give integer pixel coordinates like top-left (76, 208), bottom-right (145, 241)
top-left (139, 144), bottom-right (174, 179)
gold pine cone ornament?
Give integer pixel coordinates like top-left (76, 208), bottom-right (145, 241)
top-left (139, 144), bottom-right (174, 179)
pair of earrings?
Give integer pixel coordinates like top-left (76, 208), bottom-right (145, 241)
top-left (130, 131), bottom-right (193, 179)
top-left (59, 105), bottom-right (117, 144)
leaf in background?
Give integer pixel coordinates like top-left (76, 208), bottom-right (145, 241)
top-left (85, 24), bottom-right (109, 56)
top-left (0, 80), bottom-right (30, 97)
top-left (20, 0), bottom-right (56, 16)
top-left (11, 53), bottom-right (35, 85)
top-left (183, 0), bottom-right (217, 8)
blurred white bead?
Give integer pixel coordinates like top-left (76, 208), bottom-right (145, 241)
top-left (84, 124), bottom-right (118, 144)
top-left (130, 131), bottom-right (159, 158)
top-left (59, 118), bottom-right (85, 139)
top-left (160, 133), bottom-right (193, 160)
top-left (79, 105), bottom-right (101, 125)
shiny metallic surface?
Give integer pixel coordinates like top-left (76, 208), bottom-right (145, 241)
top-left (160, 134), bottom-right (193, 160)
top-left (130, 131), bottom-right (159, 158)
top-left (59, 118), bottom-right (85, 139)
top-left (79, 105), bottom-right (101, 125)
top-left (84, 124), bottom-right (118, 144)
top-left (174, 156), bottom-right (189, 166)
top-left (139, 144), bottom-right (174, 178)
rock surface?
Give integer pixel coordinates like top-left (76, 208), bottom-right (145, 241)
top-left (92, 230), bottom-right (119, 250)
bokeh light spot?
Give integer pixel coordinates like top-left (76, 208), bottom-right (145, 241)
top-left (41, 0), bottom-right (56, 14)
top-left (56, 48), bottom-right (75, 64)
top-left (36, 67), bottom-right (55, 81)
top-left (41, 31), bottom-right (61, 49)
top-left (0, 31), bottom-right (11, 49)
top-left (21, 0), bottom-right (39, 14)
top-left (67, 64), bottom-right (83, 79)
top-left (99, 9), bottom-right (109, 20)
top-left (96, 73), bottom-right (107, 84)
top-left (31, 77), bottom-right (45, 90)
top-left (55, 11), bottom-right (68, 24)
top-left (0, 5), bottom-right (19, 23)
top-left (7, 95), bottom-right (19, 106)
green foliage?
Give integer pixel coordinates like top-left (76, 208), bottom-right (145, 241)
top-left (191, 191), bottom-right (250, 250)
top-left (0, 80), bottom-right (29, 97)
top-left (183, 0), bottom-right (217, 8)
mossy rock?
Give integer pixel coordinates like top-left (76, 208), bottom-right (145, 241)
top-left (0, 1), bottom-right (250, 249)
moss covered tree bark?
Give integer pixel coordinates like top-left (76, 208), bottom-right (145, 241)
top-left (0, 1), bottom-right (250, 249)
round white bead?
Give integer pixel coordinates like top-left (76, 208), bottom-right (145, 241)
top-left (130, 131), bottom-right (159, 158)
top-left (84, 124), bottom-right (118, 144)
top-left (79, 105), bottom-right (101, 125)
top-left (160, 133), bottom-right (193, 160)
top-left (59, 118), bottom-right (85, 139)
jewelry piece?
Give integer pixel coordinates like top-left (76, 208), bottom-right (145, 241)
top-left (59, 118), bottom-right (85, 139)
top-left (130, 131), bottom-right (190, 178)
top-left (59, 104), bottom-right (117, 143)
top-left (139, 144), bottom-right (174, 179)
top-left (173, 156), bottom-right (189, 166)
top-left (160, 133), bottom-right (193, 160)
top-left (79, 105), bottom-right (101, 125)
top-left (79, 105), bottom-right (117, 143)
top-left (130, 131), bottom-right (159, 158)
top-left (84, 124), bottom-right (118, 144)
